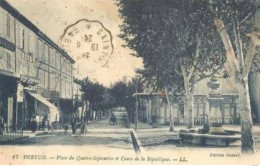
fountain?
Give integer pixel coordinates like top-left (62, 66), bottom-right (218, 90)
top-left (179, 77), bottom-right (241, 147)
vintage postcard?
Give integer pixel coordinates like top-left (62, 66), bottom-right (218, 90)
top-left (0, 0), bottom-right (260, 165)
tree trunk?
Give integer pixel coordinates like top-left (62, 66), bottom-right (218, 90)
top-left (151, 95), bottom-right (160, 128)
top-left (165, 87), bottom-right (174, 132)
top-left (85, 101), bottom-right (89, 124)
top-left (186, 92), bottom-right (194, 129)
top-left (238, 79), bottom-right (255, 153)
top-left (181, 64), bottom-right (195, 129)
top-left (215, 18), bottom-right (256, 154)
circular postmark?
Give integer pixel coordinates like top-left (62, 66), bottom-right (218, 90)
top-left (59, 19), bottom-right (114, 73)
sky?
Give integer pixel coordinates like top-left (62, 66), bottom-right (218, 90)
top-left (7, 0), bottom-right (143, 86)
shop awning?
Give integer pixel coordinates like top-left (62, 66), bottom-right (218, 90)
top-left (26, 90), bottom-right (59, 122)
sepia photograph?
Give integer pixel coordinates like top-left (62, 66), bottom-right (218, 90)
top-left (0, 0), bottom-right (260, 165)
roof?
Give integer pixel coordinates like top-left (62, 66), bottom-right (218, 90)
top-left (0, 0), bottom-right (75, 64)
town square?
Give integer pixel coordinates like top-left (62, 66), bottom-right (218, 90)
top-left (0, 0), bottom-right (260, 165)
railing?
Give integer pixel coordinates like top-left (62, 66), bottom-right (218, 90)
top-left (193, 114), bottom-right (240, 125)
top-left (0, 126), bottom-right (23, 144)
top-left (195, 114), bottom-right (209, 125)
top-left (222, 115), bottom-right (240, 125)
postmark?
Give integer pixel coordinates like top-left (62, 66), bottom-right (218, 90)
top-left (59, 19), bottom-right (114, 73)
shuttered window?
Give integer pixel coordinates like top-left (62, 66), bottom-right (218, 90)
top-left (6, 14), bottom-right (11, 37)
top-left (19, 27), bottom-right (25, 49)
top-left (39, 69), bottom-right (45, 86)
top-left (28, 33), bottom-right (35, 54)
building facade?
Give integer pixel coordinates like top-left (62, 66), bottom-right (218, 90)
top-left (0, 0), bottom-right (75, 130)
top-left (137, 76), bottom-right (240, 126)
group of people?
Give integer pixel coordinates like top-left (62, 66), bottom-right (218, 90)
top-left (63, 116), bottom-right (86, 134)
top-left (29, 115), bottom-right (51, 132)
top-left (27, 113), bottom-right (117, 134)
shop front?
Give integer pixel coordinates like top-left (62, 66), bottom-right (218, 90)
top-left (24, 89), bottom-right (59, 130)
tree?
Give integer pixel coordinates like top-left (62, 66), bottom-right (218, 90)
top-left (118, 0), bottom-right (259, 153)
top-left (80, 77), bottom-right (106, 120)
top-left (99, 92), bottom-right (115, 113)
top-left (109, 77), bottom-right (143, 123)
top-left (210, 0), bottom-right (257, 153)
top-left (117, 0), bottom-right (226, 130)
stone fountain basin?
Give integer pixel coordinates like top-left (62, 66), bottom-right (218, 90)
top-left (180, 132), bottom-right (241, 147)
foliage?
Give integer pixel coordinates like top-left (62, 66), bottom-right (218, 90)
top-left (78, 77), bottom-right (115, 112)
top-left (109, 76), bottom-right (144, 122)
top-left (80, 78), bottom-right (105, 103)
top-left (117, 0), bottom-right (226, 90)
top-left (117, 0), bottom-right (228, 129)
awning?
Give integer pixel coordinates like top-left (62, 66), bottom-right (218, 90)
top-left (26, 90), bottom-right (59, 122)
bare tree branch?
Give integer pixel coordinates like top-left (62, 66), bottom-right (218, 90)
top-left (240, 9), bottom-right (255, 25)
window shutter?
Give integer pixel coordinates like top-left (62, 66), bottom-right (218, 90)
top-left (19, 27), bottom-right (23, 49)
top-left (28, 33), bottom-right (35, 54)
top-left (6, 14), bottom-right (11, 37)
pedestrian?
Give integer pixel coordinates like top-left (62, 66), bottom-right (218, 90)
top-left (71, 121), bottom-right (75, 134)
top-left (31, 117), bottom-right (37, 133)
top-left (47, 119), bottom-right (50, 131)
top-left (71, 117), bottom-right (76, 134)
top-left (42, 118), bottom-right (45, 131)
top-left (80, 120), bottom-right (86, 134)
top-left (35, 115), bottom-right (40, 130)
top-left (64, 123), bottom-right (68, 134)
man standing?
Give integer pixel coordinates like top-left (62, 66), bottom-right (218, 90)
top-left (71, 116), bottom-right (76, 134)
top-left (64, 122), bottom-right (68, 134)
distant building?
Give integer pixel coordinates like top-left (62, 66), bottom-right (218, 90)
top-left (0, 0), bottom-right (75, 130)
top-left (137, 76), bottom-right (240, 126)
top-left (72, 81), bottom-right (84, 120)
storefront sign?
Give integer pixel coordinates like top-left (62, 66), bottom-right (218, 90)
top-left (0, 37), bottom-right (15, 52)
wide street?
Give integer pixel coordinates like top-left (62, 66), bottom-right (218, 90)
top-left (17, 112), bottom-right (132, 149)
top-left (1, 111), bottom-right (260, 165)
top-left (7, 111), bottom-right (260, 155)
